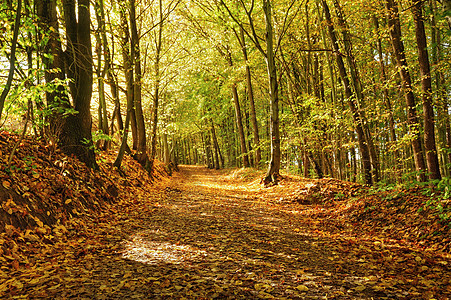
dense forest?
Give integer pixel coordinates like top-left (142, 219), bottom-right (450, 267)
top-left (1, 1), bottom-right (451, 298)
top-left (0, 0), bottom-right (450, 185)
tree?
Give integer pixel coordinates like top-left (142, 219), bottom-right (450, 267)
top-left (411, 0), bottom-right (441, 180)
top-left (130, 0), bottom-right (150, 170)
top-left (60, 0), bottom-right (97, 168)
top-left (114, 4), bottom-right (135, 169)
top-left (322, 0), bottom-right (373, 185)
top-left (149, 0), bottom-right (164, 172)
top-left (239, 27), bottom-right (262, 168)
top-left (220, 0), bottom-right (295, 184)
top-left (385, 0), bottom-right (427, 182)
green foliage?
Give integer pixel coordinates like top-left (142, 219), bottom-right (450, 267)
top-left (418, 177), bottom-right (451, 224)
top-left (92, 130), bottom-right (112, 144)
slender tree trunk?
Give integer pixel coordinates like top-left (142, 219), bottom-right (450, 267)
top-left (322, 0), bottom-right (372, 185)
top-left (385, 0), bottom-right (427, 181)
top-left (149, 0), bottom-right (163, 173)
top-left (412, 0), bottom-right (441, 180)
top-left (262, 0), bottom-right (281, 185)
top-left (130, 0), bottom-right (150, 169)
top-left (240, 27), bottom-right (261, 167)
top-left (333, 0), bottom-right (380, 182)
top-left (94, 0), bottom-right (110, 150)
top-left (231, 82), bottom-right (250, 168)
top-left (114, 7), bottom-right (135, 169)
top-left (211, 119), bottom-right (223, 169)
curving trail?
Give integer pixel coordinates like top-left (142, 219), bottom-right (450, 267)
top-left (8, 165), bottom-right (450, 299)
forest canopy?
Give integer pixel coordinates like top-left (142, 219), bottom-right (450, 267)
top-left (0, 0), bottom-right (450, 186)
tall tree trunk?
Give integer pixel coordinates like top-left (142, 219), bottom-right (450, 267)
top-left (231, 82), bottom-right (250, 168)
top-left (333, 0), bottom-right (380, 183)
top-left (130, 0), bottom-right (150, 169)
top-left (240, 27), bottom-right (261, 167)
top-left (162, 133), bottom-right (170, 165)
top-left (150, 0), bottom-right (164, 173)
top-left (385, 0), bottom-right (427, 181)
top-left (412, 0), bottom-right (441, 180)
top-left (225, 47), bottom-right (250, 168)
top-left (262, 0), bottom-right (281, 185)
top-left (61, 0), bottom-right (97, 169)
top-left (114, 6), bottom-right (135, 169)
top-left (36, 0), bottom-right (67, 142)
top-left (430, 0), bottom-right (451, 175)
top-left (322, 0), bottom-right (372, 185)
top-left (94, 0), bottom-right (110, 150)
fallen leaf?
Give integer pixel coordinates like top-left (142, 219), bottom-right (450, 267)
top-left (296, 285), bottom-right (309, 292)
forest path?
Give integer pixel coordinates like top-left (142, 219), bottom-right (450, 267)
top-left (9, 165), bottom-right (449, 299)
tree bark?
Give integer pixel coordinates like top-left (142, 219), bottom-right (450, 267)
top-left (322, 0), bottom-right (372, 185)
top-left (61, 0), bottom-right (97, 169)
top-left (36, 0), bottom-right (67, 138)
top-left (333, 0), bottom-right (380, 183)
top-left (231, 81), bottom-right (250, 168)
top-left (262, 0), bottom-right (281, 185)
top-left (211, 119), bottom-right (223, 169)
top-left (239, 27), bottom-right (261, 167)
top-left (94, 0), bottom-right (110, 150)
top-left (412, 0), bottom-right (441, 180)
top-left (385, 0), bottom-right (427, 181)
top-left (129, 0), bottom-right (150, 170)
top-left (150, 0), bottom-right (164, 173)
top-left (114, 6), bottom-right (135, 169)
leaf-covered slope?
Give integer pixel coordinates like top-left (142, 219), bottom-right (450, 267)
top-left (244, 173), bottom-right (451, 254)
top-left (0, 131), bottom-right (166, 233)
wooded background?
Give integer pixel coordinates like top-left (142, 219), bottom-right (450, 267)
top-left (0, 0), bottom-right (450, 185)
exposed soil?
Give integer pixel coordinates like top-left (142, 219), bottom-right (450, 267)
top-left (2, 164), bottom-right (450, 299)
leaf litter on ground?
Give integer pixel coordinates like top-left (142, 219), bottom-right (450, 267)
top-left (0, 131), bottom-right (450, 299)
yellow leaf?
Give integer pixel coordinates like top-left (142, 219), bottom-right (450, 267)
top-left (65, 199), bottom-right (72, 205)
top-left (147, 277), bottom-right (159, 281)
top-left (0, 281), bottom-right (8, 293)
top-left (32, 173), bottom-right (40, 179)
top-left (28, 278), bottom-right (41, 285)
top-left (258, 291), bottom-right (275, 299)
top-left (296, 285), bottom-right (309, 292)
top-left (354, 285), bottom-right (366, 292)
top-left (2, 180), bottom-right (10, 189)
top-left (11, 279), bottom-right (23, 290)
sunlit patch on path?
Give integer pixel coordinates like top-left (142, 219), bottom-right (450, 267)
top-left (121, 230), bottom-right (208, 265)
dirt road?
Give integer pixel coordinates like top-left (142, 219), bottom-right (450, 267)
top-left (5, 166), bottom-right (449, 299)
